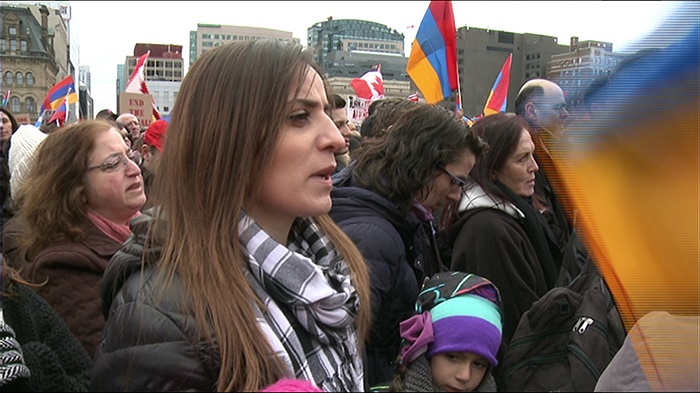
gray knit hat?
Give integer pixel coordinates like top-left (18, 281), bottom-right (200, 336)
top-left (8, 125), bottom-right (47, 201)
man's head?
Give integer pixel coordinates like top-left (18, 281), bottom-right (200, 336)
top-left (117, 113), bottom-right (141, 139)
top-left (515, 79), bottom-right (569, 138)
top-left (140, 119), bottom-right (168, 170)
top-left (331, 94), bottom-right (351, 154)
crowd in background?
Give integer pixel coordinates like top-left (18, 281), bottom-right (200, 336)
top-left (0, 35), bottom-right (697, 392)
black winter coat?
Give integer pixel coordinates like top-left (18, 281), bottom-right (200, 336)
top-left (330, 165), bottom-right (439, 387)
top-left (90, 210), bottom-right (219, 392)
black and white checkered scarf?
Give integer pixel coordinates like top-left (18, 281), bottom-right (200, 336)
top-left (238, 212), bottom-right (364, 392)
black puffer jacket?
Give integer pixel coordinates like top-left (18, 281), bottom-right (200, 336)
top-left (90, 209), bottom-right (219, 392)
top-left (329, 165), bottom-right (438, 388)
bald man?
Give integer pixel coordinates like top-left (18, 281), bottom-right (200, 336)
top-left (514, 78), bottom-right (573, 261)
top-left (116, 113), bottom-right (141, 139)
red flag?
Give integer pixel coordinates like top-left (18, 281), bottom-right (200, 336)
top-left (125, 51), bottom-right (161, 121)
top-left (483, 53), bottom-right (513, 116)
top-left (350, 64), bottom-right (384, 102)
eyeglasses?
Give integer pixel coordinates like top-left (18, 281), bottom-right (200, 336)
top-left (535, 102), bottom-right (567, 112)
top-left (552, 103), bottom-right (567, 111)
top-left (87, 151), bottom-right (140, 173)
top-left (440, 167), bottom-right (467, 191)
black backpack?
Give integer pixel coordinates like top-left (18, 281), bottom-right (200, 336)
top-left (497, 231), bottom-right (626, 392)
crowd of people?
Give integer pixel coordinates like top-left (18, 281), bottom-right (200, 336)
top-left (0, 37), bottom-right (697, 392)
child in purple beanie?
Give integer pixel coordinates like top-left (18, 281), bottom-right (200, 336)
top-left (372, 271), bottom-right (504, 392)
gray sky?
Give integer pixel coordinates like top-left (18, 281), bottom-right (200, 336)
top-left (65, 1), bottom-right (685, 112)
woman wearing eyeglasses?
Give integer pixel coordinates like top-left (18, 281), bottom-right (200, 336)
top-left (12, 119), bottom-right (145, 357)
top-left (330, 103), bottom-right (487, 388)
top-left (439, 113), bottom-right (561, 359)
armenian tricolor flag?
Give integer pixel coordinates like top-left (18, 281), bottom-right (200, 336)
top-left (483, 53), bottom-right (513, 116)
top-left (406, 0), bottom-right (458, 104)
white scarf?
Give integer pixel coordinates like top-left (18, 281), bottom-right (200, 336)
top-left (238, 212), bottom-right (364, 392)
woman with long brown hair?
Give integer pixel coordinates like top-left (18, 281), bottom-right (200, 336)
top-left (91, 39), bottom-right (371, 392)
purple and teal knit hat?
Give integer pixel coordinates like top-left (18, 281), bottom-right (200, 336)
top-left (399, 271), bottom-right (503, 367)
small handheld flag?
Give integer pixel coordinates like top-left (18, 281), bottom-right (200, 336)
top-left (483, 53), bottom-right (513, 116)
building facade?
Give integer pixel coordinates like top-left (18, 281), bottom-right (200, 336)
top-left (189, 24), bottom-right (299, 67)
top-left (450, 26), bottom-right (570, 117)
top-left (548, 37), bottom-right (627, 111)
top-left (79, 64), bottom-right (93, 119)
top-left (308, 18), bottom-right (405, 67)
top-left (119, 43), bottom-right (184, 116)
top-left (0, 2), bottom-right (74, 123)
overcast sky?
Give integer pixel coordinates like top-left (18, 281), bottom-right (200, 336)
top-left (63, 1), bottom-right (688, 112)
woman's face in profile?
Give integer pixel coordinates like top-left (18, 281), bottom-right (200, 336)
top-left (1, 112), bottom-right (12, 141)
top-left (494, 129), bottom-right (539, 197)
top-left (247, 67), bottom-right (345, 233)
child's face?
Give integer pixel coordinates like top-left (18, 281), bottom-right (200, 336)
top-left (429, 352), bottom-right (489, 392)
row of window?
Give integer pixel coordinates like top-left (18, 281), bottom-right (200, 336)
top-left (346, 42), bottom-right (398, 51)
top-left (1, 38), bottom-right (29, 52)
top-left (4, 96), bottom-right (36, 115)
top-left (4, 71), bottom-right (35, 87)
top-left (127, 59), bottom-right (183, 68)
top-left (202, 33), bottom-right (279, 41)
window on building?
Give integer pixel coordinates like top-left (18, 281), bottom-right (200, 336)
top-left (26, 72), bottom-right (34, 86)
top-left (15, 72), bottom-right (23, 86)
top-left (0, 40), bottom-right (5, 51)
top-left (20, 40), bottom-right (27, 51)
top-left (163, 106), bottom-right (169, 112)
top-left (498, 31), bottom-right (515, 45)
top-left (25, 97), bottom-right (35, 114)
top-left (214, 34), bottom-right (220, 39)
top-left (10, 40), bottom-right (17, 51)
top-left (5, 71), bottom-right (13, 86)
top-left (9, 27), bottom-right (17, 35)
top-left (10, 97), bottom-right (20, 113)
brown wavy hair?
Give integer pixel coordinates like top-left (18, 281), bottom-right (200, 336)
top-left (147, 39), bottom-right (371, 391)
top-left (352, 103), bottom-right (487, 213)
top-left (17, 120), bottom-right (116, 259)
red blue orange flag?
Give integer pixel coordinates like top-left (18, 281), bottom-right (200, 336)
top-left (39, 75), bottom-right (77, 114)
top-left (483, 53), bottom-right (513, 116)
top-left (48, 87), bottom-right (72, 126)
top-left (406, 0), bottom-right (458, 104)
top-left (557, 15), bottom-right (699, 333)
top-left (35, 75), bottom-right (78, 127)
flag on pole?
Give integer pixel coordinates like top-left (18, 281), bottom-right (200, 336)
top-left (455, 93), bottom-right (463, 116)
top-left (2, 90), bottom-right (10, 107)
top-left (406, 0), bottom-right (458, 104)
top-left (350, 64), bottom-right (385, 102)
top-left (483, 53), bottom-right (513, 116)
top-left (48, 87), bottom-right (72, 126)
top-left (35, 75), bottom-right (78, 127)
top-left (125, 51), bottom-right (161, 121)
